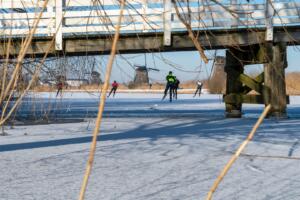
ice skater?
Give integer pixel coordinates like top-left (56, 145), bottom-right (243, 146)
top-left (173, 77), bottom-right (180, 100)
top-left (162, 71), bottom-right (176, 102)
top-left (193, 81), bottom-right (203, 97)
top-left (56, 80), bottom-right (64, 97)
top-left (107, 80), bottom-right (119, 98)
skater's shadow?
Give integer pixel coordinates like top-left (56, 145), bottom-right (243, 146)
top-left (0, 117), bottom-right (236, 152)
top-left (2, 111), bottom-right (300, 152)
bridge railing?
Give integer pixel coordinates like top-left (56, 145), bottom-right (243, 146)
top-left (1, 0), bottom-right (300, 49)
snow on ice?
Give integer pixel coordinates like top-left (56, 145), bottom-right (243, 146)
top-left (1, 93), bottom-right (300, 200)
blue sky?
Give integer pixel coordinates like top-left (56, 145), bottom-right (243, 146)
top-left (97, 46), bottom-right (300, 83)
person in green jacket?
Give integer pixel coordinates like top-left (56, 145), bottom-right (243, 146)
top-left (162, 71), bottom-right (176, 102)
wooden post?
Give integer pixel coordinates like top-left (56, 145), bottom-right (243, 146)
top-left (224, 48), bottom-right (244, 118)
top-left (264, 42), bottom-right (287, 117)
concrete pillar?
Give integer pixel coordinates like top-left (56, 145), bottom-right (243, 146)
top-left (264, 42), bottom-right (287, 117)
top-left (224, 48), bottom-right (244, 118)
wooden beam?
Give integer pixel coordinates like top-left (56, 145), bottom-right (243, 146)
top-left (0, 27), bottom-right (300, 57)
top-left (255, 45), bottom-right (268, 64)
top-left (224, 94), bottom-right (289, 104)
top-left (242, 72), bottom-right (264, 94)
top-left (238, 44), bottom-right (269, 64)
top-left (255, 72), bottom-right (264, 83)
top-left (224, 94), bottom-right (264, 105)
top-left (239, 74), bottom-right (262, 93)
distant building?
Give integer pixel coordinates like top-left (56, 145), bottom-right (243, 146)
top-left (65, 79), bottom-right (89, 87)
top-left (41, 76), bottom-right (88, 87)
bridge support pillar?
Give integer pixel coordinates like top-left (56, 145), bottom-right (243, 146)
top-left (264, 43), bottom-right (288, 117)
top-left (224, 48), bottom-right (244, 118)
top-left (223, 43), bottom-right (289, 118)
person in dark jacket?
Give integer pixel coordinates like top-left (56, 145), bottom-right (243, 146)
top-left (107, 80), bottom-right (119, 98)
top-left (173, 77), bottom-right (180, 100)
top-left (162, 71), bottom-right (176, 102)
top-left (56, 81), bottom-right (64, 97)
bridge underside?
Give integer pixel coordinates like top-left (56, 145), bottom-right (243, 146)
top-left (0, 27), bottom-right (300, 58)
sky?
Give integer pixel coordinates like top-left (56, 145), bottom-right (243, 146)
top-left (96, 46), bottom-right (300, 84)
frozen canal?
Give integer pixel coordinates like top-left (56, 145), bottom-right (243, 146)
top-left (1, 93), bottom-right (300, 200)
top-left (13, 91), bottom-right (300, 120)
top-left (13, 92), bottom-right (228, 121)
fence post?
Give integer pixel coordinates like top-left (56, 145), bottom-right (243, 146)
top-left (142, 0), bottom-right (147, 31)
top-left (163, 0), bottom-right (172, 46)
top-left (231, 0), bottom-right (238, 27)
top-left (55, 0), bottom-right (63, 50)
top-left (47, 3), bottom-right (55, 36)
top-left (265, 0), bottom-right (274, 41)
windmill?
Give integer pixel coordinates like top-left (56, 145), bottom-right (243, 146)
top-left (209, 56), bottom-right (226, 93)
top-left (133, 65), bottom-right (159, 85)
top-left (211, 56), bottom-right (225, 79)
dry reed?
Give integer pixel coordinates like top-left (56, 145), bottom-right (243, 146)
top-left (78, 1), bottom-right (125, 199)
top-left (206, 104), bottom-right (271, 200)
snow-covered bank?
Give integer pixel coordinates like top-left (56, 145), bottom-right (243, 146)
top-left (1, 94), bottom-right (300, 200)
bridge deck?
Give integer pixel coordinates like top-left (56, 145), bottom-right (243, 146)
top-left (1, 0), bottom-right (300, 56)
top-left (1, 26), bottom-right (300, 57)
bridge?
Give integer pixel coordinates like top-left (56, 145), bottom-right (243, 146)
top-left (1, 0), bottom-right (300, 117)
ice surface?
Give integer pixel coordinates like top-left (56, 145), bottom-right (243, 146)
top-left (1, 93), bottom-right (300, 200)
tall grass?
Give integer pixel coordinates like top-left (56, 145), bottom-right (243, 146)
top-left (286, 72), bottom-right (300, 95)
